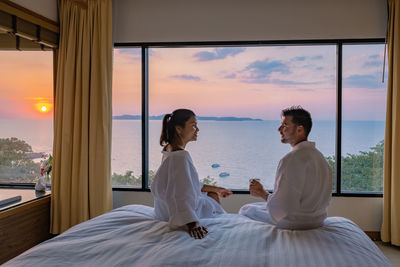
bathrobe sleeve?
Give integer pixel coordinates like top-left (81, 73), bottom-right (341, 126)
top-left (165, 153), bottom-right (199, 227)
top-left (266, 156), bottom-right (306, 224)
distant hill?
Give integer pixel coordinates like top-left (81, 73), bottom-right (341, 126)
top-left (113, 114), bottom-right (262, 121)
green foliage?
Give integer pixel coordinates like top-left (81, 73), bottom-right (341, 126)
top-left (111, 171), bottom-right (141, 186)
top-left (111, 171), bottom-right (218, 187)
top-left (201, 175), bottom-right (218, 186)
top-left (326, 140), bottom-right (384, 192)
top-left (111, 170), bottom-right (155, 187)
top-left (42, 154), bottom-right (52, 176)
top-left (0, 137), bottom-right (41, 183)
top-left (326, 155), bottom-right (336, 190)
top-left (0, 137), bottom-right (32, 167)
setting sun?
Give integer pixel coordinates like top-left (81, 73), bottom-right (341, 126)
top-left (34, 102), bottom-right (52, 114)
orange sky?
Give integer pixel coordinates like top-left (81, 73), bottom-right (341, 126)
top-left (0, 51), bottom-right (53, 119)
top-left (112, 46), bottom-right (338, 120)
top-left (0, 44), bottom-right (386, 121)
top-left (113, 45), bottom-right (386, 120)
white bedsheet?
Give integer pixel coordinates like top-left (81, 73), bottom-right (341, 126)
top-left (4, 205), bottom-right (391, 267)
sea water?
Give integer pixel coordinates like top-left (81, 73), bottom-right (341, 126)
top-left (0, 119), bottom-right (385, 190)
top-left (112, 120), bottom-right (385, 189)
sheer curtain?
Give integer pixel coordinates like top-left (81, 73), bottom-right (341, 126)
top-left (51, 0), bottom-right (113, 234)
top-left (381, 0), bottom-right (400, 246)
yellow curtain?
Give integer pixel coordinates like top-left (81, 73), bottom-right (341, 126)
top-left (381, 0), bottom-right (400, 246)
top-left (51, 0), bottom-right (113, 234)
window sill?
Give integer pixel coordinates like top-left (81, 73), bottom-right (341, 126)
top-left (111, 187), bottom-right (383, 197)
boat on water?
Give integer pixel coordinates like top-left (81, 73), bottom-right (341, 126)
top-left (219, 172), bottom-right (230, 177)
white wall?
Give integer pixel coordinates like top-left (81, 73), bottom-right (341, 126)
top-left (113, 0), bottom-right (387, 43)
top-left (10, 0), bottom-right (58, 22)
top-left (113, 191), bottom-right (383, 231)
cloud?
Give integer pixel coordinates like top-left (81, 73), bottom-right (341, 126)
top-left (271, 79), bottom-right (322, 86)
top-left (363, 61), bottom-right (382, 68)
top-left (193, 47), bottom-right (246, 61)
top-left (250, 88), bottom-right (264, 92)
top-left (115, 48), bottom-right (145, 61)
top-left (239, 59), bottom-right (325, 85)
top-left (115, 48), bottom-right (156, 58)
top-left (241, 78), bottom-right (320, 86)
top-left (369, 54), bottom-right (380, 59)
top-left (311, 55), bottom-right (323, 60)
top-left (361, 53), bottom-right (384, 68)
top-left (224, 73), bottom-right (236, 79)
top-left (242, 59), bottom-right (290, 80)
top-left (343, 74), bottom-right (384, 89)
top-left (292, 56), bottom-right (306, 61)
top-left (170, 74), bottom-right (203, 81)
top-left (118, 49), bottom-right (141, 55)
top-left (26, 97), bottom-right (52, 101)
top-left (296, 88), bottom-right (314, 92)
top-left (291, 55), bottom-right (323, 62)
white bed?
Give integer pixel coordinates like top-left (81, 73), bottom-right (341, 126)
top-left (4, 205), bottom-right (391, 267)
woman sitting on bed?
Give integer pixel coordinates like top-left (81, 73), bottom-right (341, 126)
top-left (151, 109), bottom-right (232, 239)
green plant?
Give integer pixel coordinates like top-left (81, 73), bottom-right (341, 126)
top-left (201, 175), bottom-right (218, 186)
top-left (326, 140), bottom-right (384, 192)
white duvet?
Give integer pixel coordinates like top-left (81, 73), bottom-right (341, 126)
top-left (4, 205), bottom-right (391, 267)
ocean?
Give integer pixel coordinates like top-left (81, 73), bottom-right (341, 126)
top-left (0, 119), bottom-right (385, 189)
top-left (111, 120), bottom-right (385, 189)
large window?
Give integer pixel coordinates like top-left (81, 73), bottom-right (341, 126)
top-left (112, 41), bottom-right (387, 195)
top-left (148, 46), bottom-right (336, 190)
top-left (111, 48), bottom-right (142, 187)
top-left (0, 51), bottom-right (53, 184)
top-left (341, 44), bottom-right (387, 193)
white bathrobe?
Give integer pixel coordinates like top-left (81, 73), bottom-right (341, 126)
top-left (151, 150), bottom-right (225, 227)
top-left (239, 141), bottom-right (332, 230)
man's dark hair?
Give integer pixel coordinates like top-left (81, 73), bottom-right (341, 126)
top-left (281, 106), bottom-right (312, 137)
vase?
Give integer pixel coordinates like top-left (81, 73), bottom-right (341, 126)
top-left (44, 173), bottom-right (52, 188)
top-left (35, 177), bottom-right (46, 191)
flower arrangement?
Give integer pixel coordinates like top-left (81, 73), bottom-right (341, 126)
top-left (36, 154), bottom-right (52, 191)
top-left (41, 154), bottom-right (53, 179)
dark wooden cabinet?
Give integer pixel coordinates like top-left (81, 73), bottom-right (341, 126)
top-left (0, 190), bottom-right (52, 264)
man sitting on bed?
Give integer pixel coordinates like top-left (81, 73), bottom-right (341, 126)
top-left (239, 106), bottom-right (332, 230)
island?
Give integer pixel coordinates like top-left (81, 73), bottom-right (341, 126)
top-left (113, 115), bottom-right (263, 121)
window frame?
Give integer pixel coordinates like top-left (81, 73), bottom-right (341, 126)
top-left (0, 49), bottom-right (55, 189)
top-left (112, 39), bottom-right (385, 197)
top-left (2, 40), bottom-right (384, 197)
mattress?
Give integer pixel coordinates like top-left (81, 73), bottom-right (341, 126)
top-left (4, 205), bottom-right (391, 267)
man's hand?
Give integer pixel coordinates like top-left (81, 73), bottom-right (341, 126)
top-left (187, 222), bottom-right (208, 239)
top-left (249, 179), bottom-right (269, 201)
top-left (215, 187), bottom-right (233, 198)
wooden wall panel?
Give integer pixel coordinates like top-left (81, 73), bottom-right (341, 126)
top-left (0, 196), bottom-right (53, 264)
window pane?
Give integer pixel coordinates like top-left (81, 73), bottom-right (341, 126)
top-left (0, 51), bottom-right (53, 184)
top-left (112, 48), bottom-right (142, 187)
top-left (149, 46), bottom-right (336, 190)
top-left (341, 44), bottom-right (386, 193)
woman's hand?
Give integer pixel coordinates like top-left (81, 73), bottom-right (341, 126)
top-left (215, 187), bottom-right (233, 198)
top-left (187, 222), bottom-right (208, 239)
top-left (249, 179), bottom-right (269, 201)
